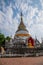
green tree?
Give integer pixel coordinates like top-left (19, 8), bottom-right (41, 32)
top-left (0, 33), bottom-right (5, 47)
top-left (5, 36), bottom-right (11, 42)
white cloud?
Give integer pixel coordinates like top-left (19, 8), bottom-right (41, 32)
top-left (23, 6), bottom-right (39, 27)
top-left (0, 0), bottom-right (43, 41)
top-left (36, 10), bottom-right (43, 23)
top-left (0, 3), bottom-right (19, 36)
top-left (14, 0), bottom-right (32, 12)
top-left (20, 3), bottom-right (28, 13)
top-left (40, 0), bottom-right (43, 9)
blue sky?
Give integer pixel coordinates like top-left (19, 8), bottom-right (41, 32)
top-left (0, 0), bottom-right (43, 42)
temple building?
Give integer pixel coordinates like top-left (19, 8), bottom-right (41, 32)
top-left (4, 13), bottom-right (35, 54)
top-left (13, 13), bottom-right (34, 48)
top-left (0, 13), bottom-right (41, 55)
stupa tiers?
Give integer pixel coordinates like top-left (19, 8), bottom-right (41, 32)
top-left (15, 13), bottom-right (30, 38)
top-left (14, 12), bottom-right (34, 48)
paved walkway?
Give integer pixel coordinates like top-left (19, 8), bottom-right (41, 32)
top-left (0, 57), bottom-right (43, 65)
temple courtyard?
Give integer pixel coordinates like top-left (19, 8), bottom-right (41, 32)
top-left (0, 57), bottom-right (43, 65)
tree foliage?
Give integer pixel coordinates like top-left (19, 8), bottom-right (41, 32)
top-left (0, 33), bottom-right (5, 46)
top-left (5, 36), bottom-right (11, 42)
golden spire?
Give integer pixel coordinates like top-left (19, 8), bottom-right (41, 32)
top-left (16, 12), bottom-right (28, 32)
